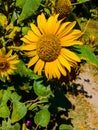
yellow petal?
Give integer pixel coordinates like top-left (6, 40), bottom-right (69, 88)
top-left (1, 47), bottom-right (6, 55)
top-left (7, 69), bottom-right (13, 75)
top-left (9, 60), bottom-right (19, 64)
top-left (10, 65), bottom-right (17, 70)
top-left (56, 22), bottom-right (71, 36)
top-left (20, 45), bottom-right (36, 51)
top-left (28, 55), bottom-right (39, 68)
top-left (34, 59), bottom-right (44, 75)
top-left (0, 50), bottom-right (3, 56)
top-left (27, 30), bottom-right (39, 42)
top-left (48, 61), bottom-right (61, 79)
top-left (45, 62), bottom-right (49, 79)
top-left (37, 13), bottom-right (47, 34)
top-left (57, 21), bottom-right (76, 38)
top-left (6, 50), bottom-right (12, 57)
top-left (46, 14), bottom-right (59, 34)
top-left (24, 35), bottom-right (37, 43)
top-left (30, 23), bottom-right (41, 36)
top-left (62, 48), bottom-right (80, 62)
top-left (45, 62), bottom-right (53, 79)
top-left (58, 54), bottom-right (71, 72)
top-left (56, 59), bottom-right (67, 76)
top-left (7, 55), bottom-right (18, 61)
top-left (37, 60), bottom-right (45, 75)
top-left (1, 71), bottom-right (7, 77)
top-left (53, 60), bottom-right (61, 79)
top-left (53, 20), bottom-right (62, 34)
top-left (60, 30), bottom-right (82, 41)
top-left (61, 48), bottom-right (76, 63)
top-left (26, 51), bottom-right (36, 57)
top-left (46, 60), bottom-right (57, 79)
top-left (61, 40), bottom-right (83, 47)
top-left (21, 37), bottom-right (32, 44)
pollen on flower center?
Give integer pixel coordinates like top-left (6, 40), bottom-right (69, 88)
top-left (0, 58), bottom-right (9, 70)
top-left (36, 34), bottom-right (61, 62)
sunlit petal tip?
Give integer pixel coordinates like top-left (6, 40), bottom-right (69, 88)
top-left (40, 13), bottom-right (45, 18)
top-left (27, 55), bottom-right (39, 68)
top-left (6, 49), bottom-right (12, 57)
top-left (73, 21), bottom-right (76, 24)
top-left (34, 59), bottom-right (44, 75)
top-left (20, 37), bottom-right (24, 41)
top-left (54, 13), bottom-right (59, 19)
top-left (37, 13), bottom-right (47, 34)
top-left (30, 23), bottom-right (41, 36)
top-left (40, 13), bottom-right (46, 21)
top-left (20, 46), bottom-right (24, 50)
top-left (27, 63), bottom-right (32, 68)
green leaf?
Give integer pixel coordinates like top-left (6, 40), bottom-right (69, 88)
top-left (15, 60), bottom-right (41, 79)
top-left (22, 26), bottom-right (30, 35)
top-left (14, 60), bottom-right (26, 76)
top-left (11, 101), bottom-right (27, 123)
top-left (59, 124), bottom-right (73, 130)
top-left (16, 0), bottom-right (26, 8)
top-left (0, 90), bottom-right (4, 103)
top-left (6, 123), bottom-right (20, 130)
top-left (17, 0), bottom-right (42, 23)
top-left (0, 105), bottom-right (10, 118)
top-left (0, 76), bottom-right (6, 82)
top-left (34, 108), bottom-right (50, 127)
top-left (11, 92), bottom-right (21, 102)
top-left (0, 89), bottom-right (11, 105)
top-left (2, 120), bottom-right (20, 130)
top-left (0, 89), bottom-right (13, 118)
top-left (33, 81), bottom-right (52, 97)
top-left (11, 11), bottom-right (19, 23)
top-left (1, 120), bottom-right (7, 130)
top-left (74, 45), bottom-right (98, 67)
top-left (44, 8), bottom-right (51, 15)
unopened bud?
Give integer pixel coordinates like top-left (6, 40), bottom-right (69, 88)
top-left (55, 0), bottom-right (72, 20)
top-left (0, 13), bottom-right (8, 28)
top-left (90, 35), bottom-right (95, 43)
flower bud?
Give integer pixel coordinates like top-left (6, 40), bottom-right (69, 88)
top-left (26, 120), bottom-right (32, 127)
top-left (0, 13), bottom-right (8, 28)
top-left (55, 0), bottom-right (72, 20)
top-left (90, 35), bottom-right (96, 43)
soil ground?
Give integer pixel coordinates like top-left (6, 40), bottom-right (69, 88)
top-left (67, 63), bottom-right (98, 130)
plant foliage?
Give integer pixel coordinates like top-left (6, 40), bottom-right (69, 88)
top-left (0, 0), bottom-right (98, 129)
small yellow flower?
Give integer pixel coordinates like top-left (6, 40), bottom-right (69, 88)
top-left (0, 47), bottom-right (19, 79)
top-left (89, 35), bottom-right (96, 43)
top-left (79, 126), bottom-right (85, 130)
top-left (21, 13), bottom-right (83, 79)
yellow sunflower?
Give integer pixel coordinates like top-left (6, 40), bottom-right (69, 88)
top-left (21, 13), bottom-right (83, 79)
top-left (0, 47), bottom-right (19, 79)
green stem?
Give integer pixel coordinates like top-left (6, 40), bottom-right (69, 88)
top-left (72, 0), bottom-right (90, 6)
top-left (83, 19), bottom-right (90, 33)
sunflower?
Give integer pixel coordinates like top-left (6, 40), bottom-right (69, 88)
top-left (21, 13), bottom-right (83, 79)
top-left (55, 0), bottom-right (72, 20)
top-left (0, 47), bottom-right (19, 79)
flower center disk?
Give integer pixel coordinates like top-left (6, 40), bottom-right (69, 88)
top-left (0, 58), bottom-right (9, 70)
top-left (37, 34), bottom-right (61, 62)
